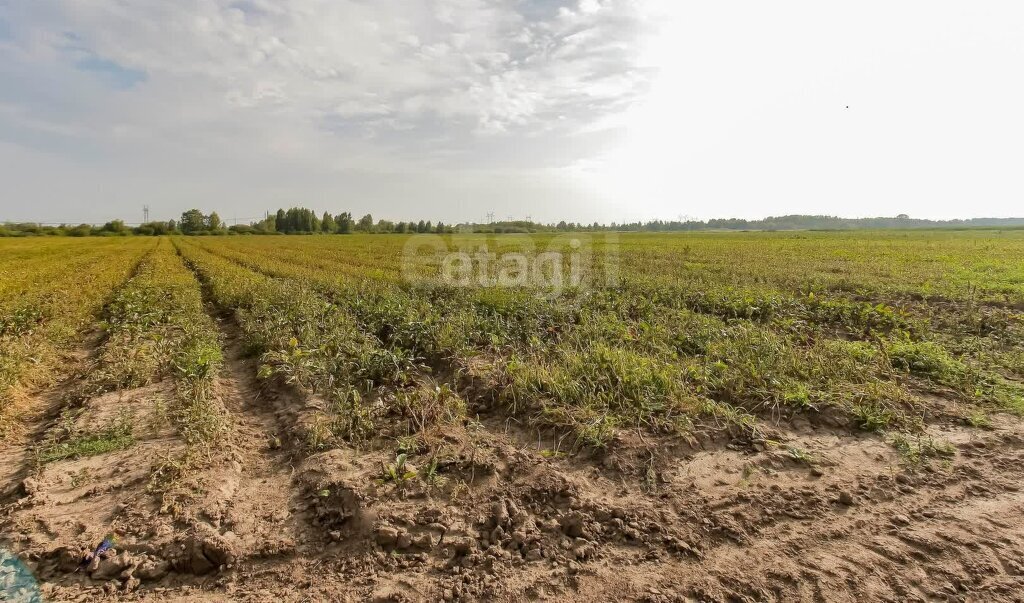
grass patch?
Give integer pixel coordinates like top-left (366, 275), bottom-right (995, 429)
top-left (852, 402), bottom-right (896, 431)
top-left (888, 340), bottom-right (965, 382)
top-left (39, 412), bottom-right (134, 463)
top-left (888, 432), bottom-right (955, 466)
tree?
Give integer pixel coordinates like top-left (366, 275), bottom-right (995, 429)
top-left (180, 209), bottom-right (206, 234)
top-left (416, 220), bottom-right (426, 233)
top-left (100, 220), bottom-right (130, 235)
top-left (336, 212), bottom-right (354, 234)
top-left (207, 211), bottom-right (223, 231)
top-left (254, 214), bottom-right (276, 233)
top-left (134, 221), bottom-right (173, 236)
top-left (396, 222), bottom-right (408, 233)
top-left (321, 212), bottom-right (337, 233)
top-left (67, 223), bottom-right (93, 237)
top-left (357, 214), bottom-right (374, 232)
top-left (435, 221), bottom-right (445, 233)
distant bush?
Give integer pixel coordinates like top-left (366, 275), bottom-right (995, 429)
top-left (67, 224), bottom-right (94, 237)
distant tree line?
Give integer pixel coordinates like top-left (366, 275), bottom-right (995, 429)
top-left (3, 211), bottom-right (1023, 237)
top-left (0, 207), bottom-right (460, 237)
top-left (579, 215), bottom-right (1024, 232)
top-left (0, 220), bottom-right (160, 237)
top-left (241, 208), bottom-right (457, 235)
top-left (465, 215), bottom-right (1024, 233)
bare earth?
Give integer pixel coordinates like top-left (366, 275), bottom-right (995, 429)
top-left (2, 321), bottom-right (1023, 602)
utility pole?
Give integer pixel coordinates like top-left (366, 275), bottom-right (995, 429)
top-left (143, 205), bottom-right (150, 223)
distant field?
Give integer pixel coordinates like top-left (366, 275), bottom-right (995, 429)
top-left (3, 230), bottom-right (1023, 442)
top-left (2, 231), bottom-right (1024, 600)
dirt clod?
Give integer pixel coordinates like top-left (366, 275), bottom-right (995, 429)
top-left (375, 526), bottom-right (399, 547)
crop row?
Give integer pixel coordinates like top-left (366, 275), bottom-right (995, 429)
top-left (174, 239), bottom-right (428, 446)
top-left (184, 235), bottom-right (1024, 445)
top-left (84, 239), bottom-right (226, 450)
top-left (189, 230), bottom-right (1024, 303)
top-left (0, 239), bottom-right (153, 435)
top-left (3, 231), bottom-right (1018, 452)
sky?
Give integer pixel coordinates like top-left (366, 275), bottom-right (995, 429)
top-left (1, 0), bottom-right (1022, 225)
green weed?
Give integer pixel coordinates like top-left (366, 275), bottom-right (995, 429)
top-left (888, 433), bottom-right (955, 466)
top-left (380, 453), bottom-right (417, 486)
top-left (39, 412), bottom-right (135, 463)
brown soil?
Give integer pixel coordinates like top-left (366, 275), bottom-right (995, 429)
top-left (3, 322), bottom-right (1024, 602)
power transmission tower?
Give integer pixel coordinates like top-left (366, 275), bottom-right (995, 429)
top-left (486, 212), bottom-right (494, 224)
top-left (143, 205), bottom-right (150, 223)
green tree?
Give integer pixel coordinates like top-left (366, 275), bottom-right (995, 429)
top-left (357, 214), bottom-right (374, 232)
top-left (180, 209), bottom-right (206, 234)
top-left (100, 220), bottom-right (130, 235)
top-left (337, 212), bottom-right (354, 234)
top-left (255, 215), bottom-right (276, 233)
top-left (67, 223), bottom-right (93, 237)
top-left (134, 221), bottom-right (173, 236)
top-left (207, 211), bottom-right (223, 231)
top-left (321, 212), bottom-right (337, 233)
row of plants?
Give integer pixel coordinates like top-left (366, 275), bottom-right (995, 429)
top-left (174, 239), bottom-right (446, 448)
top-left (186, 234), bottom-right (1024, 448)
top-left (32, 240), bottom-right (230, 466)
top-left (205, 232), bottom-right (1024, 421)
top-left (86, 240), bottom-right (227, 450)
top-left (0, 239), bottom-right (152, 436)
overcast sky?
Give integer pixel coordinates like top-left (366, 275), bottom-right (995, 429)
top-left (1, 1), bottom-right (1022, 225)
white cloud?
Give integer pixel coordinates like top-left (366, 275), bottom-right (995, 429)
top-left (1, 1), bottom-right (1022, 223)
top-left (0, 1), bottom-right (650, 168)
